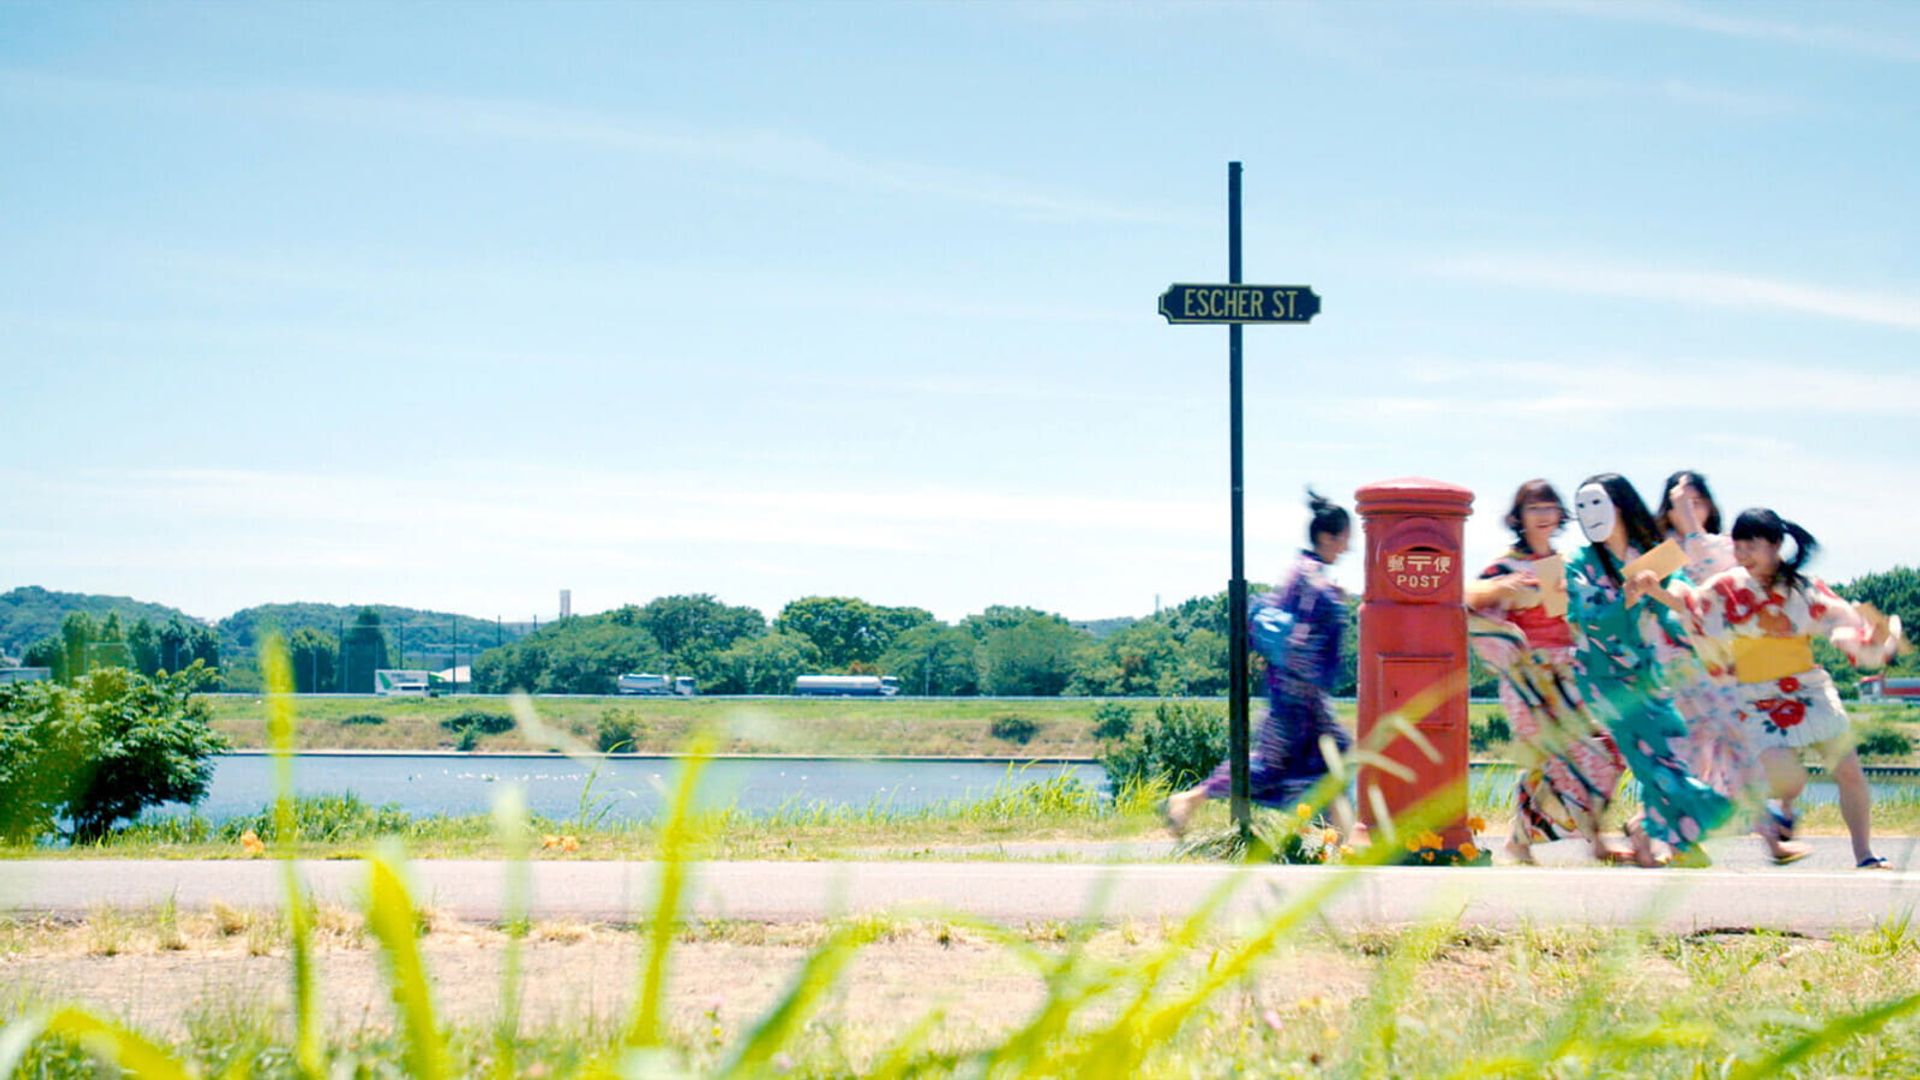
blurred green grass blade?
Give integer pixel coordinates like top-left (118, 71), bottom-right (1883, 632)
top-left (260, 633), bottom-right (324, 1080)
top-left (625, 733), bottom-right (715, 1049)
top-left (0, 1006), bottom-right (195, 1080)
top-left (1732, 988), bottom-right (1920, 1079)
top-left (718, 918), bottom-right (884, 1077)
top-left (492, 784), bottom-right (532, 1080)
top-left (1345, 919), bottom-right (1455, 1077)
top-left (868, 1006), bottom-right (949, 1080)
top-left (364, 841), bottom-right (451, 1080)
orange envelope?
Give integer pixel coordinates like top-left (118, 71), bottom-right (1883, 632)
top-left (1622, 539), bottom-right (1687, 583)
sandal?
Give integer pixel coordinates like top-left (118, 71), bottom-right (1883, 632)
top-left (1765, 800), bottom-right (1796, 842)
top-left (1858, 855), bottom-right (1892, 870)
top-left (1771, 843), bottom-right (1811, 866)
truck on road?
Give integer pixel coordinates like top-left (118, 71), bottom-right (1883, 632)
top-left (792, 675), bottom-right (900, 697)
top-left (617, 673), bottom-right (696, 696)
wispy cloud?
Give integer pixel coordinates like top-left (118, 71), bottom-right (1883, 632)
top-left (0, 68), bottom-right (1189, 226)
top-left (1496, 73), bottom-right (1808, 118)
top-left (1526, 0), bottom-right (1920, 63)
top-left (1429, 253), bottom-right (1920, 331)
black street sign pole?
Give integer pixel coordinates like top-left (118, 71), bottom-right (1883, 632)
top-left (1226, 162), bottom-right (1251, 840)
top-left (1155, 166), bottom-right (1320, 845)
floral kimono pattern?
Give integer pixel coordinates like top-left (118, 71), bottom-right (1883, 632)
top-left (1201, 550), bottom-right (1351, 807)
top-left (1468, 550), bottom-right (1625, 845)
top-left (1565, 546), bottom-right (1732, 851)
top-left (1658, 531), bottom-right (1756, 800)
top-left (1682, 568), bottom-right (1883, 753)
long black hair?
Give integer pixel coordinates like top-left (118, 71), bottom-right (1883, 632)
top-left (1731, 508), bottom-right (1819, 593)
top-left (1306, 487), bottom-right (1350, 545)
top-left (1656, 469), bottom-right (1723, 536)
top-left (1579, 472), bottom-right (1664, 585)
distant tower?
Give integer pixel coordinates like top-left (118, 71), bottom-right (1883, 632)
top-left (559, 589), bottom-right (572, 620)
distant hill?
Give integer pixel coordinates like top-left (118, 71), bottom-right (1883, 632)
top-left (219, 602), bottom-right (535, 656)
top-left (0, 586), bottom-right (200, 655)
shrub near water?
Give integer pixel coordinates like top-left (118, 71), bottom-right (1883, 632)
top-left (1101, 701), bottom-right (1227, 792)
top-left (1856, 722), bottom-right (1915, 760)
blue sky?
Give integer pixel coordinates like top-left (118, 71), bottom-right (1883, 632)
top-left (3, 0), bottom-right (1917, 625)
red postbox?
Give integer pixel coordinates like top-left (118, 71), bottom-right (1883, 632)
top-left (1355, 478), bottom-right (1475, 850)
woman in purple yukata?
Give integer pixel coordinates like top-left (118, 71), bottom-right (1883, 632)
top-left (1163, 490), bottom-right (1354, 836)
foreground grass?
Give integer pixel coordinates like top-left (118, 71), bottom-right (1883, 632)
top-left (8, 906), bottom-right (1920, 1077)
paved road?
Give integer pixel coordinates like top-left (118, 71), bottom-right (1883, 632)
top-left (7, 837), bottom-right (1920, 934)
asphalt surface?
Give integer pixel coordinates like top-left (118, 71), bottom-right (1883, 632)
top-left (6, 837), bottom-right (1920, 934)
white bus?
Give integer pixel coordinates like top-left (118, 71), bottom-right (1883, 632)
top-left (792, 675), bottom-right (900, 697)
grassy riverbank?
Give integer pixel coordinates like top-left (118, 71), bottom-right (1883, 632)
top-left (204, 694), bottom-right (1920, 759)
top-left (13, 779), bottom-right (1920, 863)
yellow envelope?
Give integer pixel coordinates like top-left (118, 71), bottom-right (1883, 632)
top-left (1622, 539), bottom-right (1686, 583)
top-left (1534, 554), bottom-right (1568, 617)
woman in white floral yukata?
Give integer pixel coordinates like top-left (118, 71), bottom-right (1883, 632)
top-left (1466, 479), bottom-right (1629, 865)
top-left (1653, 472), bottom-right (1765, 816)
top-left (1647, 509), bottom-right (1908, 869)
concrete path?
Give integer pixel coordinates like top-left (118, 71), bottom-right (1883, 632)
top-left (7, 837), bottom-right (1920, 934)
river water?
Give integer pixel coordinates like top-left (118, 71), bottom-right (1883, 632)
top-left (158, 754), bottom-right (1918, 824)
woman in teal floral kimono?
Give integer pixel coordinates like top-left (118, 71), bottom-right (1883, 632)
top-left (1565, 473), bottom-right (1732, 867)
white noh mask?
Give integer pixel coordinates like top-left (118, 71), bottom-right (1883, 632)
top-left (1575, 483), bottom-right (1617, 544)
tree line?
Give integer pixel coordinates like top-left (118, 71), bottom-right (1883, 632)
top-left (9, 567), bottom-right (1916, 697)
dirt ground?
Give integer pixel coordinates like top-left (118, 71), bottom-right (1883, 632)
top-left (0, 913), bottom-right (1371, 1048)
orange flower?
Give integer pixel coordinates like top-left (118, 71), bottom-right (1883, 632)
top-left (559, 835), bottom-right (580, 853)
top-left (1320, 828), bottom-right (1341, 846)
top-left (239, 829), bottom-right (266, 857)
top-left (1421, 851), bottom-right (1436, 863)
top-left (1458, 842), bottom-right (1481, 863)
top-left (540, 834), bottom-right (562, 850)
top-left (1467, 816), bottom-right (1487, 834)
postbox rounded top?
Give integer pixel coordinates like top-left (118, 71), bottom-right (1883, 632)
top-left (1355, 478), bottom-right (1475, 519)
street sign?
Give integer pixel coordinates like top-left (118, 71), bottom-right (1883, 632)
top-left (1158, 283), bottom-right (1321, 325)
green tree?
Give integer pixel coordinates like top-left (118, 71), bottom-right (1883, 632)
top-left (878, 624), bottom-right (980, 696)
top-left (0, 664), bottom-right (227, 842)
top-left (22, 638), bottom-right (64, 681)
top-left (288, 628), bottom-right (339, 693)
top-left (127, 617), bottom-right (160, 676)
top-left (636, 594), bottom-right (766, 668)
top-left (978, 615), bottom-right (1089, 696)
top-left (157, 618), bottom-right (191, 674)
top-left (700, 632), bottom-right (823, 695)
top-left (1072, 620), bottom-right (1188, 696)
top-left (775, 596), bottom-right (928, 669)
top-left (342, 608), bottom-right (393, 693)
top-left (60, 611), bottom-right (96, 683)
top-left (961, 605), bottom-right (1055, 640)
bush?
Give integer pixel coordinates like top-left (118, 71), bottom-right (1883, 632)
top-left (439, 710), bottom-right (513, 736)
top-left (0, 664), bottom-right (228, 843)
top-left (340, 712), bottom-right (387, 726)
top-left (216, 793), bottom-right (415, 843)
top-left (1091, 702), bottom-right (1135, 741)
top-left (1100, 702), bottom-right (1227, 794)
top-left (990, 715), bottom-right (1041, 745)
top-left (1469, 712), bottom-right (1512, 754)
top-left (597, 712), bottom-right (639, 753)
top-left (1855, 723), bottom-right (1915, 760)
